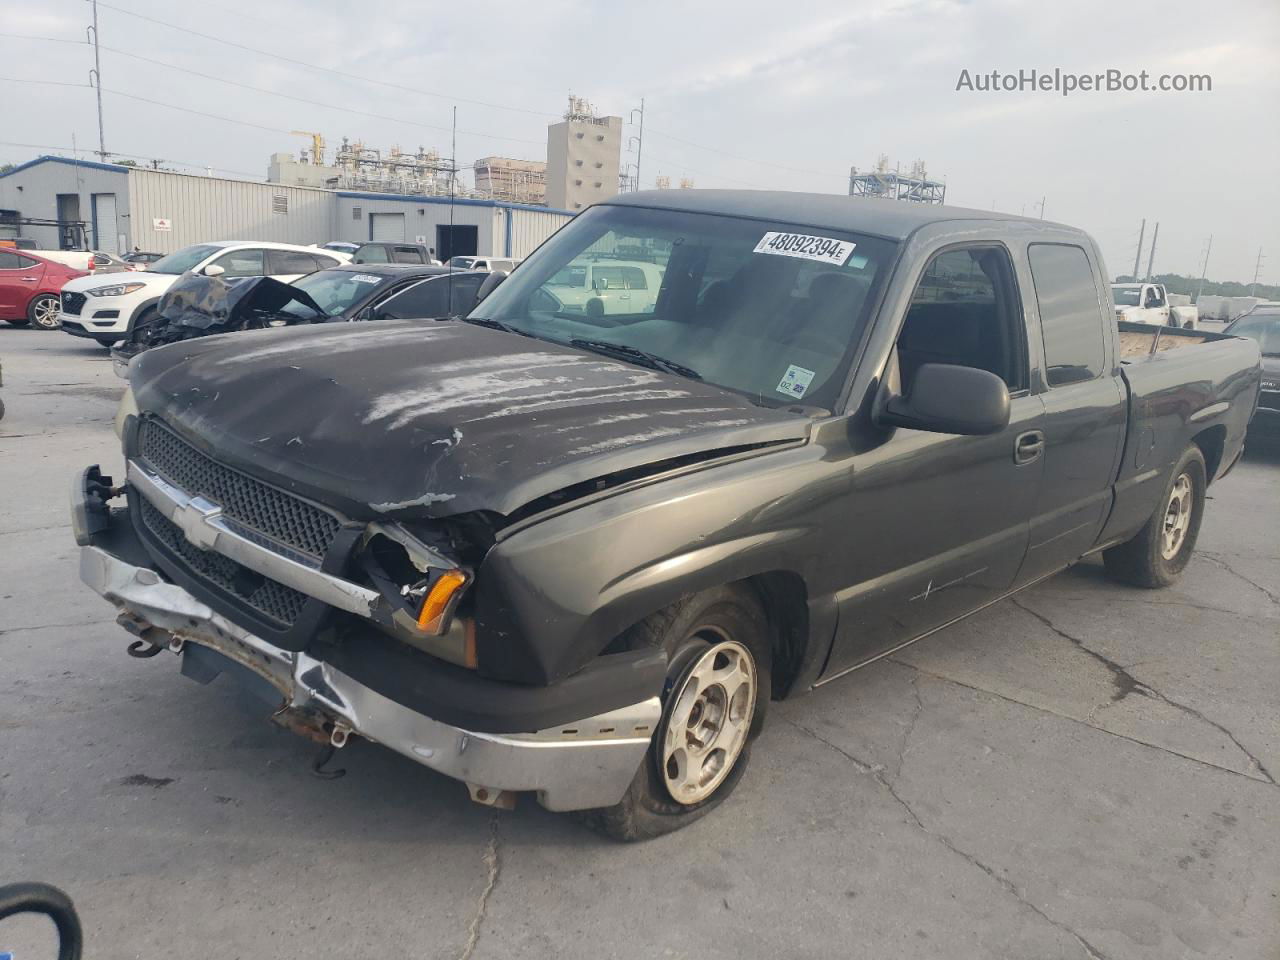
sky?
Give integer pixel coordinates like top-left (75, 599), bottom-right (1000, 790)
top-left (1, 0), bottom-right (1277, 281)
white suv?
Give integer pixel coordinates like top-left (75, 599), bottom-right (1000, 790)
top-left (59, 241), bottom-right (348, 345)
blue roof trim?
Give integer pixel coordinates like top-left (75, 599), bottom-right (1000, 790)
top-left (336, 190), bottom-right (576, 217)
top-left (0, 154), bottom-right (131, 180)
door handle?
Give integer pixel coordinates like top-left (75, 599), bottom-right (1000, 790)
top-left (20, 277), bottom-right (39, 282)
top-left (1014, 430), bottom-right (1045, 465)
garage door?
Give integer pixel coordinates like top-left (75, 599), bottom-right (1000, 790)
top-left (92, 194), bottom-right (119, 255)
top-left (370, 212), bottom-right (406, 242)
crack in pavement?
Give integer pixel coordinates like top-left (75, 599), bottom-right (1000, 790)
top-left (1036, 593), bottom-right (1269, 621)
top-left (1199, 554), bottom-right (1280, 607)
top-left (0, 618), bottom-right (116, 637)
top-left (457, 814), bottom-right (501, 960)
top-left (784, 717), bottom-right (1110, 960)
top-left (893, 671), bottom-right (924, 779)
top-left (888, 658), bottom-right (1273, 787)
top-left (1012, 599), bottom-right (1276, 786)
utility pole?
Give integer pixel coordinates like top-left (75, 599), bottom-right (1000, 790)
top-left (1145, 222), bottom-right (1159, 280)
top-left (1249, 247), bottom-right (1264, 296)
top-left (1195, 234), bottom-right (1213, 302)
top-left (447, 105), bottom-right (456, 270)
top-left (628, 98), bottom-right (645, 191)
top-left (1037, 196), bottom-right (1046, 219)
top-left (1131, 219), bottom-right (1145, 279)
top-left (87, 0), bottom-right (106, 160)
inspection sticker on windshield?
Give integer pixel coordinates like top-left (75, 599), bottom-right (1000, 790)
top-left (776, 364), bottom-right (816, 399)
top-left (351, 274), bottom-right (383, 284)
top-left (754, 232), bottom-right (855, 266)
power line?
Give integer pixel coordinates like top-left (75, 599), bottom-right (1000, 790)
top-left (89, 1), bottom-right (560, 121)
top-left (0, 34), bottom-right (544, 146)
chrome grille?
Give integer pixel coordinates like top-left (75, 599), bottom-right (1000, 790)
top-left (138, 419), bottom-right (341, 562)
top-left (138, 498), bottom-right (308, 627)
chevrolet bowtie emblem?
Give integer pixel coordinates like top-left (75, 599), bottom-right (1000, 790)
top-left (172, 495), bottom-right (223, 551)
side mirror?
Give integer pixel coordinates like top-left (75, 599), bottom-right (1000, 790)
top-left (475, 270), bottom-right (508, 302)
top-left (203, 264), bottom-right (226, 277)
top-left (879, 363), bottom-right (1010, 436)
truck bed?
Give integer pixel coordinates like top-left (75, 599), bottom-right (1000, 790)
top-left (1100, 322), bottom-right (1261, 546)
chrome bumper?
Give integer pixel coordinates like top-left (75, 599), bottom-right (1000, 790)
top-left (80, 545), bottom-right (659, 812)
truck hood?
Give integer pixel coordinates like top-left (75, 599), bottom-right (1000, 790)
top-left (129, 320), bottom-right (811, 519)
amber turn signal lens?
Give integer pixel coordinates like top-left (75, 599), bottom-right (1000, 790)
top-left (416, 569), bottom-right (469, 632)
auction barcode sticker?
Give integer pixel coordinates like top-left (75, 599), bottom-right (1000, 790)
top-left (754, 232), bottom-right (855, 266)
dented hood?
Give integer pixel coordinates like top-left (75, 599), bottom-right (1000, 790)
top-left (129, 320), bottom-right (810, 519)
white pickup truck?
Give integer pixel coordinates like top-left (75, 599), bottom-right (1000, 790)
top-left (1111, 282), bottom-right (1198, 329)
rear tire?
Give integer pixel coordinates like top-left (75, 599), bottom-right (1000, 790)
top-left (1104, 445), bottom-right (1206, 588)
top-left (27, 294), bottom-right (62, 330)
top-left (580, 585), bottom-right (771, 841)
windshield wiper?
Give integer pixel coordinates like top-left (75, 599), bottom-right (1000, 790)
top-left (569, 338), bottom-right (702, 380)
top-left (460, 316), bottom-right (520, 334)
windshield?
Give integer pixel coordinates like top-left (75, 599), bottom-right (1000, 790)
top-left (1228, 312), bottom-right (1280, 356)
top-left (281, 269), bottom-right (387, 318)
top-left (147, 244), bottom-right (222, 275)
top-left (472, 205), bottom-right (895, 409)
top-left (449, 256), bottom-right (476, 268)
top-left (1112, 286), bottom-right (1143, 306)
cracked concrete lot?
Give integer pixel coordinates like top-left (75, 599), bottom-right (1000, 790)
top-left (2, 330), bottom-right (1278, 960)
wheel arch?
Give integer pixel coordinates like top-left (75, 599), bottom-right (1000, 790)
top-left (1191, 424), bottom-right (1226, 484)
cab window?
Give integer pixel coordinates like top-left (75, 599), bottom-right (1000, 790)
top-left (896, 246), bottom-right (1027, 393)
top-left (1028, 243), bottom-right (1105, 387)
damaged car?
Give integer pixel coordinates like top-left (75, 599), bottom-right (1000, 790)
top-left (74, 191), bottom-right (1261, 840)
top-left (113, 264), bottom-right (491, 368)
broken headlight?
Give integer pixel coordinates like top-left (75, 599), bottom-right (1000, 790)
top-left (359, 522), bottom-right (476, 667)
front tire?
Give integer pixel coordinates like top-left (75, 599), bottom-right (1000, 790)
top-left (27, 294), bottom-right (62, 330)
top-left (582, 586), bottom-right (771, 841)
top-left (1104, 445), bottom-right (1206, 588)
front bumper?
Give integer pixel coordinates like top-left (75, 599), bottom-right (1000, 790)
top-left (59, 316), bottom-right (122, 343)
top-left (73, 467), bottom-right (662, 813)
top-left (80, 545), bottom-right (659, 811)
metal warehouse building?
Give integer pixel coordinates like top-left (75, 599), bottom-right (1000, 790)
top-left (0, 156), bottom-right (575, 261)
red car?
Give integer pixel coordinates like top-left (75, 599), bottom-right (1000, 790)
top-left (0, 250), bottom-right (90, 330)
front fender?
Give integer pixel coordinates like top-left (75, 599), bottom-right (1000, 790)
top-left (472, 441), bottom-right (847, 684)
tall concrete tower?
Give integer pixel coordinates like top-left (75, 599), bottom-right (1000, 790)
top-left (546, 96), bottom-right (622, 212)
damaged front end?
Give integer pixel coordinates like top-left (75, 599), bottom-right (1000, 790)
top-left (71, 437), bottom-right (665, 812)
top-left (116, 274), bottom-right (326, 364)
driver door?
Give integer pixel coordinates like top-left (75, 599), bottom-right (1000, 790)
top-left (824, 243), bottom-right (1046, 675)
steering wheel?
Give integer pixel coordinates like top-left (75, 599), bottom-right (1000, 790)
top-left (0, 883), bottom-right (83, 960)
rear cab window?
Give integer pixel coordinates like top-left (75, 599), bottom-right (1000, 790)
top-left (1028, 244), bottom-right (1105, 387)
top-left (391, 246), bottom-right (427, 264)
